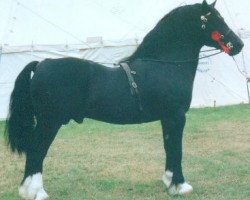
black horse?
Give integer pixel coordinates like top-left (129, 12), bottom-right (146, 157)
top-left (5, 1), bottom-right (243, 199)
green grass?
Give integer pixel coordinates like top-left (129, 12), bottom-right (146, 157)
top-left (0, 105), bottom-right (250, 200)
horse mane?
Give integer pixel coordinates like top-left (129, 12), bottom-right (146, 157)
top-left (121, 4), bottom-right (200, 62)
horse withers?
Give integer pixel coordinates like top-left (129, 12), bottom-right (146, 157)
top-left (5, 0), bottom-right (243, 199)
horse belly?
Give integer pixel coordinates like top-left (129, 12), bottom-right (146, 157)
top-left (86, 110), bottom-right (158, 125)
top-left (85, 89), bottom-right (160, 124)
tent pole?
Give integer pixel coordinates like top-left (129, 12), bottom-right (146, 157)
top-left (0, 46), bottom-right (2, 65)
top-left (247, 81), bottom-right (250, 105)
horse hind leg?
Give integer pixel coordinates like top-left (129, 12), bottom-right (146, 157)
top-left (19, 120), bottom-right (61, 200)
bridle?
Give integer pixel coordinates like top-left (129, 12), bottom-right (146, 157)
top-left (200, 12), bottom-right (233, 54)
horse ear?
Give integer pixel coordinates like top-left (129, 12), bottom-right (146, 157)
top-left (202, 0), bottom-right (208, 7)
top-left (202, 0), bottom-right (209, 10)
top-left (211, 0), bottom-right (217, 7)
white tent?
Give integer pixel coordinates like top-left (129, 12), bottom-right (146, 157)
top-left (1, 0), bottom-right (250, 119)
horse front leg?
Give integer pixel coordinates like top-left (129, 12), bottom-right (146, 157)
top-left (161, 110), bottom-right (193, 195)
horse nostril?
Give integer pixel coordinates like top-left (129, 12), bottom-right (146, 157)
top-left (235, 39), bottom-right (244, 51)
top-left (239, 39), bottom-right (244, 49)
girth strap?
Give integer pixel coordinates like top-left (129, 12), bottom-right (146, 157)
top-left (120, 62), bottom-right (143, 111)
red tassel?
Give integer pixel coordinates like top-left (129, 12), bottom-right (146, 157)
top-left (211, 31), bottom-right (230, 54)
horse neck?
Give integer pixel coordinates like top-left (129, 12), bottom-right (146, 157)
top-left (170, 34), bottom-right (203, 76)
top-left (151, 22), bottom-right (204, 62)
top-left (160, 40), bottom-right (202, 62)
top-left (135, 29), bottom-right (204, 75)
top-left (147, 27), bottom-right (204, 79)
top-left (128, 19), bottom-right (204, 64)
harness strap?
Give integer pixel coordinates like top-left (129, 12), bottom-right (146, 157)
top-left (120, 62), bottom-right (143, 111)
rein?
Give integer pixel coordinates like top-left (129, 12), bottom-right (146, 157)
top-left (132, 50), bottom-right (223, 66)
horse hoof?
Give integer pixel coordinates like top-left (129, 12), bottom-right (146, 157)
top-left (18, 173), bottom-right (49, 200)
top-left (35, 189), bottom-right (49, 200)
top-left (162, 170), bottom-right (173, 188)
top-left (168, 182), bottom-right (193, 196)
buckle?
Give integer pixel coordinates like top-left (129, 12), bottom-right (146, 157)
top-left (132, 82), bottom-right (138, 89)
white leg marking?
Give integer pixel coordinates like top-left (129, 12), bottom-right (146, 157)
top-left (168, 182), bottom-right (193, 196)
top-left (19, 173), bottom-right (49, 200)
top-left (19, 176), bottom-right (32, 199)
top-left (162, 170), bottom-right (173, 188)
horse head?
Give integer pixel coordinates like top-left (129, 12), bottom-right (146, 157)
top-left (200, 0), bottom-right (244, 56)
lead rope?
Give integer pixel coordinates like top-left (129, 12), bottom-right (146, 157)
top-left (232, 56), bottom-right (248, 78)
top-left (232, 56), bottom-right (250, 104)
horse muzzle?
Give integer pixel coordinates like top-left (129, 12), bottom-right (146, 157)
top-left (228, 37), bottom-right (244, 56)
top-left (211, 30), bottom-right (244, 56)
top-left (224, 29), bottom-right (244, 56)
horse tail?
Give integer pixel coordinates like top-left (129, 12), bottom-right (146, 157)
top-left (5, 61), bottom-right (39, 154)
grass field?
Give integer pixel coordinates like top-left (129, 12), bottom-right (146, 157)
top-left (0, 105), bottom-right (250, 200)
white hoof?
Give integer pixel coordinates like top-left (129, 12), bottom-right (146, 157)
top-left (168, 182), bottom-right (193, 196)
top-left (162, 170), bottom-right (173, 188)
top-left (19, 173), bottom-right (49, 200)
